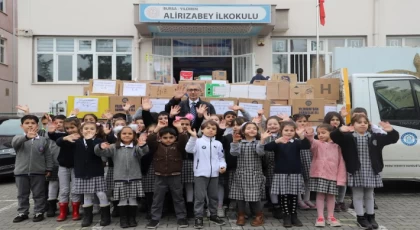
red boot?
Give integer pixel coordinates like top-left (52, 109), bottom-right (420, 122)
top-left (57, 203), bottom-right (68, 222)
top-left (72, 202), bottom-right (81, 221)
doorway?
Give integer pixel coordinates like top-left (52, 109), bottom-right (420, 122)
top-left (173, 57), bottom-right (232, 83)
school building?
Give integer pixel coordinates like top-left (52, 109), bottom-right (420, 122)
top-left (15, 0), bottom-right (420, 113)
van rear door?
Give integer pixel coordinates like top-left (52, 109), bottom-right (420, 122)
top-left (368, 76), bottom-right (420, 180)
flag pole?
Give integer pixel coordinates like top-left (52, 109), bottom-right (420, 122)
top-left (316, 0), bottom-right (320, 78)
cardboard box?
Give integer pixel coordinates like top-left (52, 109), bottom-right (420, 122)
top-left (290, 84), bottom-right (314, 99)
top-left (83, 86), bottom-right (90, 96)
top-left (147, 84), bottom-right (176, 98)
top-left (89, 79), bottom-right (120, 95)
top-left (291, 99), bottom-right (336, 121)
top-left (237, 98), bottom-right (270, 118)
top-left (205, 97), bottom-right (238, 115)
top-left (306, 78), bottom-right (340, 100)
top-left (119, 82), bottom-right (148, 97)
top-left (271, 73), bottom-right (298, 85)
top-left (109, 96), bottom-right (142, 115)
top-left (180, 71), bottom-right (194, 81)
top-left (254, 80), bottom-right (289, 100)
top-left (178, 80), bottom-right (208, 97)
top-left (205, 84), bottom-right (231, 98)
top-left (267, 99), bottom-right (289, 105)
top-left (212, 70), bottom-right (227, 80)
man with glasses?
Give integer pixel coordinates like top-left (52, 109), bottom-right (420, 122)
top-left (165, 83), bottom-right (216, 119)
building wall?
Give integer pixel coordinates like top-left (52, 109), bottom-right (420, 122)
top-left (0, 0), bottom-right (16, 113)
top-left (17, 0), bottom-right (420, 112)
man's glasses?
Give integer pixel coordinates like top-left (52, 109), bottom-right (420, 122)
top-left (187, 89), bottom-right (200, 92)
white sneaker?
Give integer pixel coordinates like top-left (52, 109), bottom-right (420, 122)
top-left (315, 217), bottom-right (326, 227)
top-left (327, 217), bottom-right (342, 227)
top-left (217, 207), bottom-right (225, 217)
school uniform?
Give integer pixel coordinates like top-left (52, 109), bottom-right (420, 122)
top-left (221, 134), bottom-right (237, 192)
top-left (300, 149), bottom-right (313, 182)
top-left (262, 134), bottom-right (277, 189)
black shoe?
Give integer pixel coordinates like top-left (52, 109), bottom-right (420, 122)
top-left (186, 202), bottom-right (194, 218)
top-left (210, 215), bottom-right (225, 226)
top-left (81, 206), bottom-right (93, 227)
top-left (46, 199), bottom-right (57, 217)
top-left (177, 218), bottom-right (189, 228)
top-left (13, 214), bottom-right (28, 223)
top-left (111, 200), bottom-right (120, 217)
top-left (357, 215), bottom-right (373, 229)
top-left (272, 206), bottom-right (283, 219)
top-left (194, 217), bottom-right (204, 229)
top-left (138, 198), bottom-right (147, 213)
top-left (146, 219), bottom-right (160, 229)
top-left (99, 205), bottom-right (111, 226)
top-left (119, 206), bottom-right (129, 228)
top-left (33, 213), bottom-right (45, 222)
top-left (283, 214), bottom-right (292, 228)
top-left (366, 213), bottom-right (379, 229)
top-left (291, 213), bottom-right (303, 226)
top-left (128, 206), bottom-right (137, 227)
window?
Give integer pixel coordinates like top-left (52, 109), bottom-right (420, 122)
top-left (272, 37), bottom-right (365, 82)
top-left (373, 80), bottom-right (419, 120)
top-left (386, 36), bottom-right (420, 47)
top-left (0, 0), bottom-right (4, 13)
top-left (0, 39), bottom-right (4, 64)
top-left (35, 38), bottom-right (132, 83)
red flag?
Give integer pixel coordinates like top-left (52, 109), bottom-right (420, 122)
top-left (319, 0), bottom-right (326, 26)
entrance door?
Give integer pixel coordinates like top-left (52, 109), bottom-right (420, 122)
top-left (233, 53), bottom-right (255, 83)
top-left (146, 54), bottom-right (173, 83)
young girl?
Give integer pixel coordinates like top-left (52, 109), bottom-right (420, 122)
top-left (305, 124), bottom-right (346, 227)
top-left (59, 122), bottom-right (110, 227)
top-left (330, 114), bottom-right (399, 229)
top-left (141, 124), bottom-right (157, 220)
top-left (292, 114), bottom-right (315, 210)
top-left (261, 116), bottom-right (282, 219)
top-left (230, 122), bottom-right (265, 227)
top-left (262, 121), bottom-right (309, 228)
top-left (95, 126), bottom-right (149, 228)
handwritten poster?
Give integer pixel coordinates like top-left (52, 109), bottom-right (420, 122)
top-left (210, 100), bottom-right (235, 115)
top-left (149, 99), bottom-right (170, 113)
top-left (92, 80), bottom-right (116, 94)
top-left (238, 102), bottom-right (263, 117)
top-left (122, 83), bottom-right (147, 96)
top-left (269, 106), bottom-right (292, 116)
top-left (74, 98), bottom-right (99, 112)
top-left (324, 105), bottom-right (337, 115)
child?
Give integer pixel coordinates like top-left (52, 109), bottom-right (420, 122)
top-left (59, 122), bottom-right (110, 227)
top-left (292, 114), bottom-right (315, 210)
top-left (50, 117), bottom-right (82, 221)
top-left (134, 117), bottom-right (145, 133)
top-left (185, 120), bottom-right (227, 229)
top-left (262, 121), bottom-right (309, 228)
top-left (261, 116), bottom-right (283, 219)
top-left (231, 122), bottom-right (265, 227)
top-left (95, 126), bottom-right (149, 228)
top-left (305, 124), bottom-right (346, 227)
top-left (141, 124), bottom-right (157, 220)
top-left (330, 114), bottom-right (399, 229)
top-left (12, 115), bottom-right (53, 223)
top-left (146, 121), bottom-right (189, 229)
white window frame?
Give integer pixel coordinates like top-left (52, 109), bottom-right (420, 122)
top-left (0, 0), bottom-right (5, 13)
top-left (35, 37), bottom-right (133, 84)
top-left (0, 38), bottom-right (5, 64)
top-left (271, 37), bottom-right (366, 82)
top-left (386, 36), bottom-right (420, 47)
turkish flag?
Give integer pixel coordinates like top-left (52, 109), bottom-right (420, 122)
top-left (319, 0), bottom-right (326, 26)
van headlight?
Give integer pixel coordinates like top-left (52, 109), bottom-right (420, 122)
top-left (0, 149), bottom-right (16, 155)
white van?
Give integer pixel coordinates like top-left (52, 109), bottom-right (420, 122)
top-left (325, 71), bottom-right (420, 181)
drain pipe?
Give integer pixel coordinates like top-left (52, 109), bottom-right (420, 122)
top-left (136, 33), bottom-right (143, 81)
top-left (11, 0), bottom-right (17, 112)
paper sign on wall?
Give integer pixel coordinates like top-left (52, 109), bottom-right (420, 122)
top-left (149, 98), bottom-right (170, 113)
top-left (92, 80), bottom-right (117, 94)
top-left (74, 98), bottom-right (99, 112)
top-left (210, 100), bottom-right (235, 115)
top-left (324, 105), bottom-right (337, 115)
top-left (238, 102), bottom-right (263, 117)
top-left (270, 106), bottom-right (292, 116)
top-left (122, 83), bottom-right (147, 96)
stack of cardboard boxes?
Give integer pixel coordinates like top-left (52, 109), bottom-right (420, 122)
top-left (70, 71), bottom-right (339, 122)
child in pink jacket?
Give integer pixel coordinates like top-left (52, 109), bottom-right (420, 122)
top-left (305, 124), bottom-right (346, 228)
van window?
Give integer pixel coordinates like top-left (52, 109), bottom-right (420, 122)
top-left (373, 80), bottom-right (419, 120)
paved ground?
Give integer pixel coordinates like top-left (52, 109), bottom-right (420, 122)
top-left (0, 178), bottom-right (418, 230)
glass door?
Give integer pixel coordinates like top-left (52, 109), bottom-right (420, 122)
top-left (146, 54), bottom-right (173, 83)
top-left (233, 53), bottom-right (255, 83)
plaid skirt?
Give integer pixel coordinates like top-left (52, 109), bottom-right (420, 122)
top-left (229, 170), bottom-right (266, 202)
top-left (74, 176), bottom-right (107, 194)
top-left (142, 164), bottom-right (155, 193)
top-left (113, 180), bottom-right (145, 200)
top-left (46, 166), bottom-right (59, 181)
top-left (105, 167), bottom-right (114, 191)
top-left (181, 160), bottom-right (194, 184)
top-left (309, 177), bottom-right (338, 195)
top-left (264, 152), bottom-right (275, 187)
top-left (271, 173), bottom-right (305, 195)
top-left (227, 169), bottom-right (236, 191)
top-left (300, 149), bottom-right (312, 181)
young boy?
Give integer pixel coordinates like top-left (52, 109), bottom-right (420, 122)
top-left (12, 115), bottom-right (53, 223)
top-left (185, 120), bottom-right (227, 229)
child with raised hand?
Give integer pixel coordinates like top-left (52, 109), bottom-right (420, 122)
top-left (304, 124), bottom-right (346, 227)
top-left (230, 122), bottom-right (266, 227)
top-left (60, 122), bottom-right (110, 227)
top-left (12, 115), bottom-right (53, 223)
top-left (185, 120), bottom-right (226, 229)
top-left (262, 121), bottom-right (310, 228)
top-left (145, 120), bottom-right (189, 229)
top-left (330, 114), bottom-right (399, 229)
top-left (291, 114), bottom-right (315, 210)
top-left (95, 126), bottom-right (149, 228)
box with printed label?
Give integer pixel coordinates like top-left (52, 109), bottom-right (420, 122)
top-left (290, 84), bottom-right (314, 99)
top-left (108, 96), bottom-right (142, 115)
top-left (306, 78), bottom-right (340, 100)
top-left (212, 70), bottom-right (227, 80)
top-left (147, 84), bottom-right (176, 98)
top-left (291, 99), bottom-right (336, 121)
top-left (270, 73), bottom-right (298, 85)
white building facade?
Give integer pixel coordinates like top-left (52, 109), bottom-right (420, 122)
top-left (17, 0), bottom-right (420, 112)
